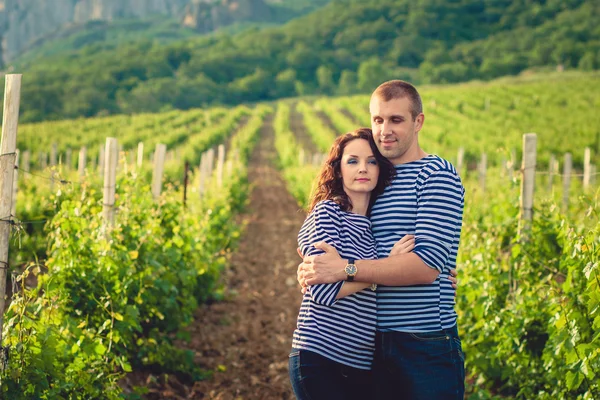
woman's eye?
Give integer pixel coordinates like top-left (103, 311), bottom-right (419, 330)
top-left (347, 159), bottom-right (357, 164)
top-left (368, 160), bottom-right (378, 165)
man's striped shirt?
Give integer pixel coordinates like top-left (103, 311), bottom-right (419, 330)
top-left (293, 200), bottom-right (378, 370)
top-left (371, 155), bottom-right (464, 332)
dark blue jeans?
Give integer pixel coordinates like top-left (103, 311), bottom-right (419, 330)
top-left (374, 325), bottom-right (465, 400)
top-left (288, 348), bottom-right (374, 400)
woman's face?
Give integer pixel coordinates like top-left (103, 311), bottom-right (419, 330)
top-left (340, 138), bottom-right (380, 197)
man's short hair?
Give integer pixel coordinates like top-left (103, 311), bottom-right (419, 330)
top-left (371, 80), bottom-right (423, 120)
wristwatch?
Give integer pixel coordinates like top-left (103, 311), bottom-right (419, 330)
top-left (345, 259), bottom-right (357, 282)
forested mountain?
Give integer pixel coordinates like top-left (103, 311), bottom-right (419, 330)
top-left (5, 0), bottom-right (600, 122)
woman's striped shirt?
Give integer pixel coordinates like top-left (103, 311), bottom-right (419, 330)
top-left (370, 155), bottom-right (464, 333)
top-left (292, 200), bottom-right (378, 370)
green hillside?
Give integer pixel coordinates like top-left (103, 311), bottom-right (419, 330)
top-left (7, 0), bottom-right (599, 123)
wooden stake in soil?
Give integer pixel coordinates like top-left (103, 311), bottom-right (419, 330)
top-left (206, 148), bottom-right (215, 177)
top-left (198, 151), bottom-right (207, 198)
top-left (478, 153), bottom-right (487, 192)
top-left (103, 138), bottom-right (118, 228)
top-left (547, 154), bottom-right (556, 193)
top-left (183, 161), bottom-right (189, 208)
top-left (562, 153), bottom-right (572, 211)
top-left (216, 144), bottom-right (225, 187)
top-left (583, 147), bottom-right (591, 192)
top-left (137, 142), bottom-right (144, 169)
top-left (65, 148), bottom-right (72, 171)
top-left (0, 74), bottom-right (21, 357)
top-left (12, 150), bottom-right (19, 218)
top-left (520, 133), bottom-right (537, 225)
top-left (152, 144), bottom-right (167, 199)
top-left (78, 146), bottom-right (87, 178)
top-left (456, 147), bottom-right (464, 176)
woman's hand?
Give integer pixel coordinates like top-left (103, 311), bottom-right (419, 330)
top-left (389, 234), bottom-right (415, 256)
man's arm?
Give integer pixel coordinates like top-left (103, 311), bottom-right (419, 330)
top-left (302, 242), bottom-right (438, 286)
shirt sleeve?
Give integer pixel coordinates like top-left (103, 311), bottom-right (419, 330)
top-left (413, 168), bottom-right (464, 273)
top-left (298, 201), bottom-right (345, 306)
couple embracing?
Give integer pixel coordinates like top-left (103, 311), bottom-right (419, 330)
top-left (289, 80), bottom-right (465, 400)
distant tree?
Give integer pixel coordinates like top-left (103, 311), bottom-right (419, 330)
top-left (578, 52), bottom-right (598, 71)
top-left (274, 69), bottom-right (297, 98)
top-left (357, 58), bottom-right (389, 92)
top-left (316, 65), bottom-right (334, 94)
top-left (337, 70), bottom-right (356, 95)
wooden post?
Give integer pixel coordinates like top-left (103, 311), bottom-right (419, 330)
top-left (137, 142), bottom-right (144, 169)
top-left (500, 155), bottom-right (507, 178)
top-left (12, 150), bottom-right (19, 218)
top-left (50, 143), bottom-right (57, 167)
top-left (39, 152), bottom-right (47, 170)
top-left (590, 165), bottom-right (597, 187)
top-left (65, 148), bottom-right (72, 171)
top-left (206, 148), bottom-right (215, 177)
top-left (103, 138), bottom-right (118, 227)
top-left (299, 148), bottom-right (305, 166)
top-left (216, 144), bottom-right (225, 187)
top-left (78, 146), bottom-right (87, 178)
top-left (151, 144), bottom-right (167, 199)
top-left (547, 154), bottom-right (556, 192)
top-left (520, 134), bottom-right (537, 224)
top-left (198, 152), bottom-right (207, 198)
top-left (457, 147), bottom-right (464, 177)
top-left (183, 161), bottom-right (189, 208)
top-left (583, 147), bottom-right (591, 192)
top-left (50, 143), bottom-right (57, 192)
top-left (0, 74), bottom-right (21, 353)
top-left (562, 153), bottom-right (572, 211)
top-left (479, 153), bottom-right (487, 192)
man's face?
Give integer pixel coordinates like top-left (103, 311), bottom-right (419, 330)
top-left (369, 95), bottom-right (424, 165)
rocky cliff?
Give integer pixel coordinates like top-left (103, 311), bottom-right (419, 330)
top-left (0, 0), bottom-right (272, 65)
top-left (183, 0), bottom-right (271, 33)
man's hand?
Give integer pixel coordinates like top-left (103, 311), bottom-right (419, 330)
top-left (449, 268), bottom-right (458, 290)
top-left (299, 241), bottom-right (346, 286)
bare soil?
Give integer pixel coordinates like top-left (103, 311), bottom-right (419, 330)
top-left (133, 114), bottom-right (306, 399)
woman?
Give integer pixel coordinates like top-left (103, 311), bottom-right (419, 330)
top-left (288, 128), bottom-right (414, 400)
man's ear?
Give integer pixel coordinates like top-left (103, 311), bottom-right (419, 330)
top-left (415, 113), bottom-right (425, 133)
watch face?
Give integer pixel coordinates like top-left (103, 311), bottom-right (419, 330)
top-left (345, 264), bottom-right (357, 275)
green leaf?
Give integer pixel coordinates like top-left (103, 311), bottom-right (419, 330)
top-left (95, 342), bottom-right (107, 355)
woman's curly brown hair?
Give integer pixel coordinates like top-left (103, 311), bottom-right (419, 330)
top-left (308, 127), bottom-right (396, 215)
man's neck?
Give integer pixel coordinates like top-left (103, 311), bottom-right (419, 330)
top-left (391, 148), bottom-right (429, 165)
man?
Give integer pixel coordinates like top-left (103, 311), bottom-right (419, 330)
top-left (299, 80), bottom-right (465, 399)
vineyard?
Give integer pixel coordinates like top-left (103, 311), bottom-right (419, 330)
top-left (1, 70), bottom-right (599, 399)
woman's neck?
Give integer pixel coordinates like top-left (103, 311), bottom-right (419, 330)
top-left (348, 193), bottom-right (370, 216)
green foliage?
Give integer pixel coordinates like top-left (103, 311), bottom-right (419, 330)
top-left (1, 106), bottom-right (270, 397)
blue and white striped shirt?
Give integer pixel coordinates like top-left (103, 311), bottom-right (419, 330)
top-left (292, 200), bottom-right (378, 370)
top-left (371, 155), bottom-right (464, 332)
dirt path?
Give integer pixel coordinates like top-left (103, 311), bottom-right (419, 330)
top-left (290, 103), bottom-right (318, 154)
top-left (142, 115), bottom-right (306, 399)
